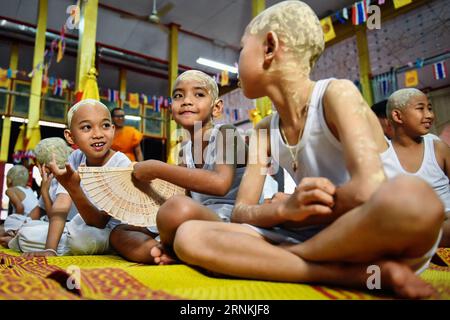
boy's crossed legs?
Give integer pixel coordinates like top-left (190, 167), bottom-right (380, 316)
top-left (173, 176), bottom-right (444, 299)
top-left (109, 195), bottom-right (223, 264)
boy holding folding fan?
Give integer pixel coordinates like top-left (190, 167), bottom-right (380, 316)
top-left (109, 70), bottom-right (247, 265)
top-left (39, 99), bottom-right (132, 255)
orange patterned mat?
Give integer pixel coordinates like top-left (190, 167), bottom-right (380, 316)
top-left (0, 248), bottom-right (449, 300)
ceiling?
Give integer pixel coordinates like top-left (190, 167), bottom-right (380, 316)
top-left (0, 0), bottom-right (447, 96)
top-left (0, 0), bottom-right (357, 94)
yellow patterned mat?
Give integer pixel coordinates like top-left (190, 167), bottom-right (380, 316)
top-left (1, 248), bottom-right (449, 300)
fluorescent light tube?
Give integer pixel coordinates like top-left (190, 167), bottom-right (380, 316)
top-left (196, 57), bottom-right (238, 74)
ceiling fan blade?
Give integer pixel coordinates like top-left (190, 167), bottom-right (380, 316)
top-left (120, 12), bottom-right (149, 21)
top-left (157, 2), bottom-right (174, 18)
top-left (157, 23), bottom-right (170, 34)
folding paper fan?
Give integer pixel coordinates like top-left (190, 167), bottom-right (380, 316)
top-left (78, 166), bottom-right (185, 227)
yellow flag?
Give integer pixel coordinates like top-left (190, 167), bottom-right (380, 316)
top-left (405, 70), bottom-right (419, 87)
top-left (57, 39), bottom-right (64, 63)
top-left (248, 108), bottom-right (262, 125)
top-left (129, 93), bottom-right (140, 109)
top-left (321, 16), bottom-right (336, 43)
top-left (393, 0), bottom-right (412, 9)
top-left (221, 70), bottom-right (229, 86)
top-left (0, 68), bottom-right (8, 88)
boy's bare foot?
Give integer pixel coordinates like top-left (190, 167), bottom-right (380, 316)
top-left (0, 236), bottom-right (12, 248)
top-left (377, 261), bottom-right (437, 299)
top-left (150, 245), bottom-right (178, 265)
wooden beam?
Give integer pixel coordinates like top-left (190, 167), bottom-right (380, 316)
top-left (166, 23), bottom-right (180, 164)
top-left (76, 0), bottom-right (99, 92)
top-left (26, 0), bottom-right (47, 141)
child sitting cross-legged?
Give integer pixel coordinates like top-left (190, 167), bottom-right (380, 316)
top-left (109, 70), bottom-right (247, 265)
top-left (171, 1), bottom-right (444, 299)
top-left (0, 165), bottom-right (40, 247)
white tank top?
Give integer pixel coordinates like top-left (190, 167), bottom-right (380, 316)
top-left (14, 186), bottom-right (39, 216)
top-left (270, 78), bottom-right (350, 186)
top-left (183, 124), bottom-right (246, 207)
top-left (380, 135), bottom-right (450, 212)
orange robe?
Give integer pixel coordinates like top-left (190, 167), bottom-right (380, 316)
top-left (111, 126), bottom-right (143, 161)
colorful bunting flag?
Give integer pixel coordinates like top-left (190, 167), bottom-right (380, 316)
top-left (415, 58), bottom-right (424, 69)
top-left (154, 95), bottom-right (160, 112)
top-left (53, 78), bottom-right (63, 96)
top-left (141, 93), bottom-right (148, 105)
top-left (393, 0), bottom-right (412, 9)
top-left (321, 16), bottom-right (336, 42)
top-left (433, 61), bottom-right (447, 80)
top-left (0, 68), bottom-right (8, 88)
top-left (107, 89), bottom-right (119, 102)
top-left (335, 11), bottom-right (346, 24)
top-left (352, 1), bottom-right (368, 25)
top-left (57, 27), bottom-right (66, 63)
top-left (405, 70), bottom-right (419, 87)
top-left (342, 7), bottom-right (349, 20)
top-left (220, 70), bottom-right (229, 86)
top-left (129, 93), bottom-right (140, 109)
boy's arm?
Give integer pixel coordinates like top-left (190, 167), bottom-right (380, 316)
top-left (37, 164), bottom-right (54, 212)
top-left (134, 144), bottom-right (144, 162)
top-left (23, 194), bottom-right (72, 257)
top-left (133, 126), bottom-right (243, 196)
top-left (40, 191), bottom-right (53, 215)
top-left (48, 162), bottom-right (110, 228)
top-left (434, 140), bottom-right (450, 177)
top-left (231, 117), bottom-right (335, 227)
top-left (323, 79), bottom-right (388, 215)
top-left (5, 188), bottom-right (24, 214)
top-left (29, 206), bottom-right (41, 220)
top-left (45, 194), bottom-right (72, 252)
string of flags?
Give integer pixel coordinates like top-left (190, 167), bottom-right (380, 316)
top-left (321, 0), bottom-right (413, 43)
top-left (404, 60), bottom-right (447, 87)
top-left (0, 67), bottom-right (74, 95)
top-left (102, 88), bottom-right (172, 112)
top-left (212, 70), bottom-right (231, 87)
top-left (433, 61), bottom-right (447, 80)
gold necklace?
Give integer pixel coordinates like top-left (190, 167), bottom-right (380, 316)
top-left (279, 82), bottom-right (315, 172)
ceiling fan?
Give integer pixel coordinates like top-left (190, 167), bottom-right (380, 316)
top-left (120, 0), bottom-right (174, 29)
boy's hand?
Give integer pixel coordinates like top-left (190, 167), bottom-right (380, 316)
top-left (37, 163), bottom-right (54, 195)
top-left (278, 177), bottom-right (335, 222)
top-left (47, 154), bottom-right (80, 191)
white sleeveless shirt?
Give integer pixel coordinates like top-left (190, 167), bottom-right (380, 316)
top-left (270, 78), bottom-right (350, 185)
top-left (381, 135), bottom-right (450, 212)
top-left (13, 186), bottom-right (39, 216)
top-left (183, 124), bottom-right (246, 221)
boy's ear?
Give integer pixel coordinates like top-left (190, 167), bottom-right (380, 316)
top-left (64, 129), bottom-right (75, 145)
top-left (263, 31), bottom-right (279, 68)
top-left (212, 99), bottom-right (224, 119)
top-left (391, 109), bottom-right (403, 124)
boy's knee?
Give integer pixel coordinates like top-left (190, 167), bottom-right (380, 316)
top-left (373, 175), bottom-right (444, 230)
top-left (158, 195), bottom-right (199, 228)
